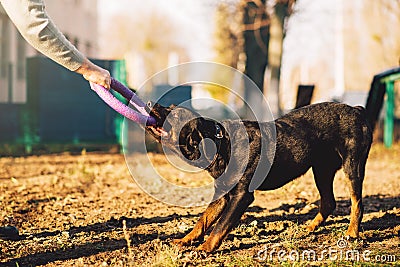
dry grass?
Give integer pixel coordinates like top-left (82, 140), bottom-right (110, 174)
top-left (0, 143), bottom-right (399, 266)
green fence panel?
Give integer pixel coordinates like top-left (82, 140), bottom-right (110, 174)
top-left (24, 57), bottom-right (127, 148)
top-left (381, 72), bottom-right (400, 148)
top-left (111, 59), bottom-right (128, 151)
top-left (365, 67), bottom-right (400, 148)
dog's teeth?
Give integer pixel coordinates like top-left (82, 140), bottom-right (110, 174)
top-left (158, 128), bottom-right (169, 138)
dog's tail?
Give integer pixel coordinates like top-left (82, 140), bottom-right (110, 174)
top-left (354, 105), bottom-right (373, 150)
top-left (354, 106), bottom-right (369, 120)
top-left (354, 105), bottom-right (366, 113)
top-left (360, 105), bottom-right (373, 132)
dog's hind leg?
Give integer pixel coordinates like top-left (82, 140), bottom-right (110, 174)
top-left (173, 195), bottom-right (228, 247)
top-left (343, 151), bottom-right (368, 238)
top-left (307, 152), bottom-right (341, 232)
top-left (345, 176), bottom-right (363, 238)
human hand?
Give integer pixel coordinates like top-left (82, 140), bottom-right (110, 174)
top-left (75, 58), bottom-right (111, 89)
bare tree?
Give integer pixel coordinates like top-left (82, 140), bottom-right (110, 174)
top-left (241, 0), bottom-right (296, 116)
top-left (212, 0), bottom-right (296, 114)
top-left (267, 0), bottom-right (296, 116)
top-left (213, 3), bottom-right (242, 68)
top-left (101, 10), bottom-right (186, 86)
top-left (242, 0), bottom-right (270, 94)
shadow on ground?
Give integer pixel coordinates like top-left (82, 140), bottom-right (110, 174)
top-left (4, 194), bottom-right (399, 266)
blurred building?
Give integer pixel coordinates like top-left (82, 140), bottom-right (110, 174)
top-left (279, 0), bottom-right (400, 110)
top-left (0, 0), bottom-right (98, 103)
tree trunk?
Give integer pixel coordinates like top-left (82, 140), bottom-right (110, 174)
top-left (243, 0), bottom-right (270, 95)
top-left (267, 3), bottom-right (289, 117)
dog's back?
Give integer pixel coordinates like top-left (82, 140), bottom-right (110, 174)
top-left (258, 102), bottom-right (372, 190)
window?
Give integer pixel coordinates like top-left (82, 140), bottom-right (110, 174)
top-left (0, 14), bottom-right (10, 79)
top-left (17, 31), bottom-right (26, 80)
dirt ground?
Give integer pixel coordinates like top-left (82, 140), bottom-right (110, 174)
top-left (0, 142), bottom-right (399, 266)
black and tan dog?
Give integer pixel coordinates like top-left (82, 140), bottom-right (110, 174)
top-left (146, 102), bottom-right (373, 253)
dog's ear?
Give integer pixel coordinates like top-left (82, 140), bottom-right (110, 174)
top-left (198, 119), bottom-right (225, 140)
top-left (178, 118), bottom-right (226, 168)
top-left (197, 119), bottom-right (225, 164)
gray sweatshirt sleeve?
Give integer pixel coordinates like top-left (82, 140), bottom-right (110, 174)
top-left (1, 0), bottom-right (85, 71)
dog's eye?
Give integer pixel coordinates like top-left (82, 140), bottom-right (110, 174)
top-left (191, 141), bottom-right (198, 149)
top-left (188, 137), bottom-right (198, 150)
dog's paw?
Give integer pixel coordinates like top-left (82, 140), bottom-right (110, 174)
top-left (173, 238), bottom-right (190, 247)
top-left (345, 229), bottom-right (359, 239)
top-left (197, 243), bottom-right (215, 254)
top-left (305, 222), bottom-right (318, 232)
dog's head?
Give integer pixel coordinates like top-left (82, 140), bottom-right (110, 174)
top-left (146, 102), bottom-right (227, 169)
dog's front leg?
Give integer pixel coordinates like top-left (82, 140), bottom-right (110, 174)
top-left (173, 195), bottom-right (228, 247)
top-left (197, 190), bottom-right (255, 253)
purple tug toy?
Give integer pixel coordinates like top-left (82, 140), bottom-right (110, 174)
top-left (90, 78), bottom-right (156, 126)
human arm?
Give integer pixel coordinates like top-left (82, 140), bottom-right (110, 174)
top-left (0, 0), bottom-right (110, 88)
